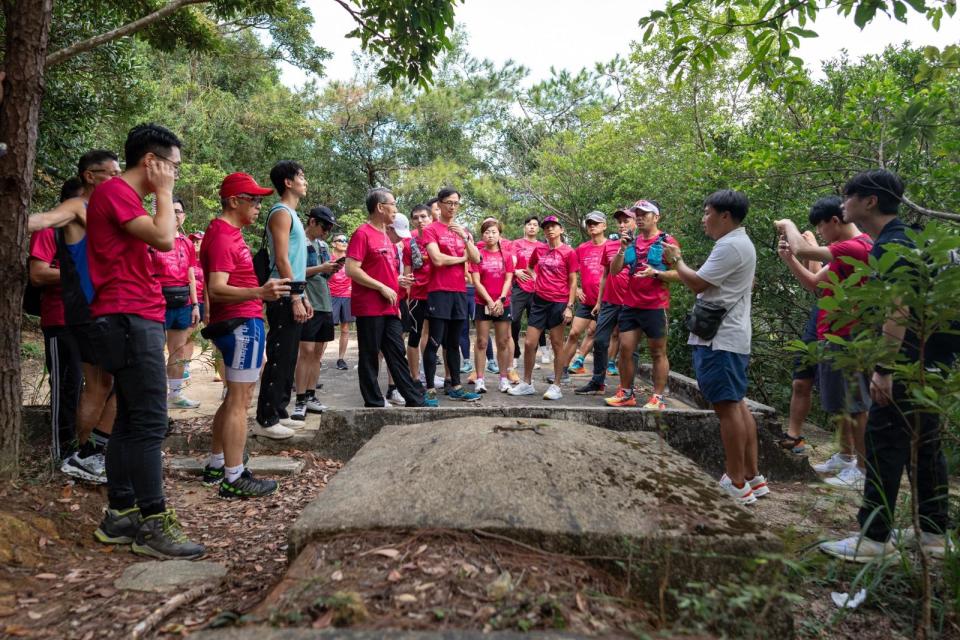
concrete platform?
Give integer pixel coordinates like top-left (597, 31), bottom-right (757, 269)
top-left (168, 455), bottom-right (304, 476)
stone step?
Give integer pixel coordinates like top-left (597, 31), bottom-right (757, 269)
top-left (115, 560), bottom-right (227, 593)
top-left (168, 455), bottom-right (304, 476)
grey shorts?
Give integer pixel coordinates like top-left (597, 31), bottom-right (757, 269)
top-left (332, 296), bottom-right (354, 325)
top-left (818, 358), bottom-right (870, 414)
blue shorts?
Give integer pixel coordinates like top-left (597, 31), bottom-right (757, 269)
top-left (213, 318), bottom-right (265, 383)
top-left (692, 345), bottom-right (750, 404)
top-left (164, 305), bottom-right (193, 330)
top-left (332, 296), bottom-right (354, 325)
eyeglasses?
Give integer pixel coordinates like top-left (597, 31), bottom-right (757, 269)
top-left (379, 200), bottom-right (398, 208)
top-left (152, 152), bottom-right (181, 178)
top-left (333, 237), bottom-right (347, 243)
top-left (234, 195), bottom-right (264, 205)
top-left (440, 200), bottom-right (461, 207)
top-left (89, 168), bottom-right (122, 177)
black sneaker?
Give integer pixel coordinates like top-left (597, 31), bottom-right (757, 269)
top-left (94, 506), bottom-right (142, 544)
top-left (336, 359), bottom-right (348, 370)
top-left (132, 509), bottom-right (205, 559)
top-left (201, 451), bottom-right (250, 486)
top-left (219, 469), bottom-right (279, 500)
top-left (575, 380), bottom-right (606, 395)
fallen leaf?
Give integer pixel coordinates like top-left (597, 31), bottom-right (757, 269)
top-left (254, 564), bottom-right (263, 573)
top-left (244, 508), bottom-right (258, 517)
top-left (414, 544), bottom-right (427, 556)
top-left (38, 537), bottom-right (48, 549)
top-left (415, 582), bottom-right (435, 592)
top-left (311, 609), bottom-right (334, 629)
top-left (96, 587), bottom-right (116, 599)
top-left (27, 611), bottom-right (43, 620)
top-left (331, 570), bottom-right (343, 581)
top-left (486, 571), bottom-right (513, 600)
top-left (4, 624), bottom-right (33, 637)
top-left (575, 592), bottom-right (587, 613)
top-left (60, 486), bottom-right (73, 499)
top-left (394, 594), bottom-right (417, 604)
top-left (34, 573), bottom-right (57, 580)
top-left (69, 504), bottom-right (80, 512)
top-left (369, 548), bottom-right (400, 559)
top-left (387, 570), bottom-right (402, 582)
top-left (461, 562), bottom-right (479, 576)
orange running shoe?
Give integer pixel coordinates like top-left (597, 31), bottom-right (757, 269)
top-left (642, 393), bottom-right (666, 410)
top-left (606, 388), bottom-right (637, 407)
top-left (507, 369), bottom-right (521, 384)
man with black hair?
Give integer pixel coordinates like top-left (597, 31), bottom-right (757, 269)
top-left (403, 204), bottom-right (433, 382)
top-left (775, 197), bottom-right (873, 490)
top-left (421, 187), bottom-right (482, 403)
top-left (256, 160), bottom-right (311, 433)
top-left (510, 215), bottom-right (547, 382)
top-left (87, 123), bottom-right (204, 558)
top-left (820, 169), bottom-right (951, 562)
top-left (291, 206), bottom-right (342, 420)
top-left (663, 189), bottom-right (768, 506)
top-left (346, 188), bottom-right (434, 408)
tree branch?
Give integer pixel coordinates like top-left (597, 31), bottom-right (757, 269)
top-left (901, 194), bottom-right (960, 223)
top-left (45, 0), bottom-right (209, 68)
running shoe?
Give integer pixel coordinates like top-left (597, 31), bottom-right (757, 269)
top-left (824, 466), bottom-right (865, 491)
top-left (498, 378), bottom-right (511, 393)
top-left (169, 395), bottom-right (201, 409)
top-left (606, 362), bottom-right (619, 377)
top-left (545, 372), bottom-right (571, 385)
top-left (747, 474), bottom-right (770, 498)
top-left (507, 369), bottom-right (521, 384)
top-left (575, 380), bottom-right (605, 395)
top-left (219, 469), bottom-right (279, 500)
top-left (543, 384), bottom-right (563, 400)
top-left (538, 347), bottom-right (553, 364)
top-left (605, 387), bottom-right (634, 407)
top-left (719, 474), bottom-right (757, 505)
top-left (253, 422), bottom-right (295, 440)
top-left (447, 387), bottom-right (481, 402)
top-left (507, 381), bottom-right (536, 396)
top-left (387, 390), bottom-right (406, 406)
top-left (94, 506), bottom-right (142, 545)
top-left (279, 417), bottom-right (304, 430)
top-left (567, 355), bottom-right (586, 374)
top-left (778, 432), bottom-right (807, 454)
top-left (813, 453), bottom-right (856, 474)
top-left (892, 529), bottom-right (956, 559)
top-left (132, 509), bottom-right (205, 559)
top-left (486, 360), bottom-right (500, 374)
top-left (306, 397), bottom-right (327, 413)
top-left (201, 451), bottom-right (250, 487)
top-left (336, 359), bottom-right (348, 370)
top-left (819, 535), bottom-right (897, 563)
top-left (61, 451), bottom-right (106, 484)
top-left (423, 393), bottom-right (439, 408)
top-left (475, 378), bottom-right (487, 393)
top-left (291, 402), bottom-right (307, 421)
top-left (460, 359), bottom-right (474, 374)
top-left (642, 393), bottom-right (666, 410)
top-left (467, 370), bottom-right (478, 384)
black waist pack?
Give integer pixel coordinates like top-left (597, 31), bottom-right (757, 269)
top-left (162, 285), bottom-right (191, 309)
top-left (200, 317), bottom-right (247, 341)
top-left (686, 299), bottom-right (728, 340)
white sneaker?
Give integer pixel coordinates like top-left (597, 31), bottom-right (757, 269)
top-left (306, 397), bottom-right (327, 413)
top-left (824, 466), bottom-right (865, 491)
top-left (433, 376), bottom-right (446, 388)
top-left (278, 417), bottom-right (304, 430)
top-left (507, 381), bottom-right (536, 396)
top-left (747, 474), bottom-right (770, 498)
top-left (168, 395), bottom-right (200, 409)
top-left (475, 379), bottom-right (487, 394)
top-left (387, 390), bottom-right (406, 406)
top-left (719, 474), bottom-right (757, 505)
top-left (538, 346), bottom-right (553, 364)
top-left (892, 529), bottom-right (955, 559)
top-left (498, 378), bottom-right (511, 393)
top-left (543, 384), bottom-right (563, 400)
top-left (813, 452), bottom-right (855, 474)
top-left (290, 402), bottom-right (307, 421)
top-left (253, 423), bottom-right (295, 440)
top-left (61, 452), bottom-right (107, 484)
top-left (819, 535), bottom-right (897, 563)
top-left (383, 399), bottom-right (393, 407)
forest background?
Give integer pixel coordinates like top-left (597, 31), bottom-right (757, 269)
top-left (24, 1), bottom-right (960, 429)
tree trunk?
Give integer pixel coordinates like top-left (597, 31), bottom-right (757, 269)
top-left (0, 0), bottom-right (54, 479)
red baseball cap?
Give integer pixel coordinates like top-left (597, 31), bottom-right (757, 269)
top-left (219, 172), bottom-right (274, 199)
top-left (188, 231), bottom-right (204, 241)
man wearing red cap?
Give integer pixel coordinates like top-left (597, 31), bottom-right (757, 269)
top-left (200, 172), bottom-right (290, 498)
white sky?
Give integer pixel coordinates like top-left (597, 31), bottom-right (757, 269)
top-left (279, 0), bottom-right (958, 88)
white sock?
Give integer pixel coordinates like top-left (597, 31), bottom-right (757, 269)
top-left (168, 377), bottom-right (183, 397)
top-left (207, 452), bottom-right (225, 469)
top-left (225, 464), bottom-right (244, 483)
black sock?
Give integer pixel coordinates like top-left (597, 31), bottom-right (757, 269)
top-left (90, 428), bottom-right (110, 451)
top-left (78, 440), bottom-right (98, 457)
top-left (306, 389), bottom-right (316, 400)
top-left (387, 384), bottom-right (396, 394)
top-left (296, 393), bottom-right (307, 403)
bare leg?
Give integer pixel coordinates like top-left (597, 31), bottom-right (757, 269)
top-left (76, 364), bottom-right (114, 443)
top-left (714, 401), bottom-right (749, 485)
top-left (165, 328), bottom-right (192, 380)
top-left (549, 326), bottom-right (568, 383)
top-left (522, 327), bottom-right (542, 383)
top-left (338, 323), bottom-right (350, 360)
top-left (295, 341), bottom-right (321, 395)
top-left (787, 377), bottom-right (814, 438)
top-left (475, 320), bottom-right (491, 379)
top-left (560, 316), bottom-right (590, 370)
top-left (217, 381), bottom-right (256, 467)
top-left (617, 329), bottom-right (640, 389)
top-left (648, 337), bottom-right (668, 395)
top-left (494, 321), bottom-right (512, 377)
top-left (739, 400), bottom-right (759, 479)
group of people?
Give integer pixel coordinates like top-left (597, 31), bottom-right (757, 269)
top-left (26, 121), bottom-right (951, 564)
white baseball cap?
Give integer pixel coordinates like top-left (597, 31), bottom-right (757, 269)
top-left (390, 212), bottom-right (412, 239)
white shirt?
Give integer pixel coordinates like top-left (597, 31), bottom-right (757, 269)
top-left (687, 226), bottom-right (755, 355)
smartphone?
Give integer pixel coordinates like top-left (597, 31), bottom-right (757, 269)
top-left (335, 256), bottom-right (346, 265)
top-left (288, 280), bottom-right (307, 295)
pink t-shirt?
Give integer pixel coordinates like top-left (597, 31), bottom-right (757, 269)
top-left (402, 234), bottom-right (432, 301)
top-left (199, 218), bottom-right (263, 324)
top-left (470, 244), bottom-right (514, 305)
top-left (192, 251), bottom-right (204, 301)
top-left (621, 233), bottom-right (679, 310)
top-left (600, 241), bottom-right (629, 305)
top-left (328, 265), bottom-right (351, 298)
top-left (422, 221), bottom-right (467, 293)
top-left (575, 240), bottom-right (606, 307)
top-left (511, 237), bottom-right (545, 293)
top-left (346, 222), bottom-right (400, 317)
top-left (817, 233), bottom-right (873, 339)
top-left (86, 177), bottom-right (165, 323)
top-left (528, 243), bottom-right (579, 303)
top-left (150, 233), bottom-right (193, 288)
top-left (28, 229), bottom-right (65, 328)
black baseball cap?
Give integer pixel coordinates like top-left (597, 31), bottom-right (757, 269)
top-left (308, 206), bottom-right (337, 228)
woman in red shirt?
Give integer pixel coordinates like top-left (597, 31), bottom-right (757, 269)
top-left (470, 219), bottom-right (515, 393)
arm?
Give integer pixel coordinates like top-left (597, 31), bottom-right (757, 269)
top-left (425, 241), bottom-right (467, 267)
top-left (28, 260), bottom-right (60, 287)
top-left (472, 272), bottom-right (497, 308)
top-left (187, 266), bottom-right (200, 326)
top-left (563, 271), bottom-right (577, 323)
top-left (500, 271), bottom-right (514, 301)
top-left (662, 243), bottom-right (711, 294)
top-left (776, 219), bottom-right (833, 263)
top-left (593, 270), bottom-right (607, 315)
top-left (206, 271), bottom-right (287, 303)
top-left (28, 199), bottom-right (83, 232)
top-left (464, 237), bottom-right (481, 264)
top-left (123, 163), bottom-right (177, 251)
top-left (306, 261), bottom-right (339, 277)
top-left (345, 257), bottom-right (397, 305)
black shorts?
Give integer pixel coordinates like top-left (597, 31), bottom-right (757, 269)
top-left (69, 322), bottom-right (100, 365)
top-left (407, 298), bottom-right (428, 348)
top-left (427, 290), bottom-right (468, 321)
top-left (792, 303), bottom-right (819, 380)
top-left (511, 286), bottom-right (535, 318)
top-left (301, 311), bottom-right (335, 343)
top-left (618, 307), bottom-right (667, 339)
top-left (574, 302), bottom-right (597, 320)
top-left (476, 302), bottom-right (513, 323)
top-left (528, 295), bottom-right (568, 331)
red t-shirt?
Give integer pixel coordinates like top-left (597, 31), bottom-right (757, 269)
top-left (199, 218), bottom-right (263, 324)
top-left (28, 229), bottom-right (65, 328)
top-left (470, 244), bottom-right (514, 305)
top-left (528, 243), bottom-right (579, 303)
top-left (86, 177), bottom-right (165, 323)
top-left (192, 251), bottom-right (204, 301)
top-left (575, 240), bottom-right (606, 307)
top-left (422, 221), bottom-right (468, 293)
top-left (347, 222), bottom-right (400, 317)
top-left (511, 237), bottom-right (545, 293)
top-left (621, 233), bottom-right (679, 310)
top-left (150, 233), bottom-right (193, 288)
top-left (328, 264), bottom-right (351, 298)
top-left (817, 233), bottom-right (873, 339)
top-left (402, 234), bottom-right (432, 301)
top-left (600, 240), bottom-right (629, 305)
